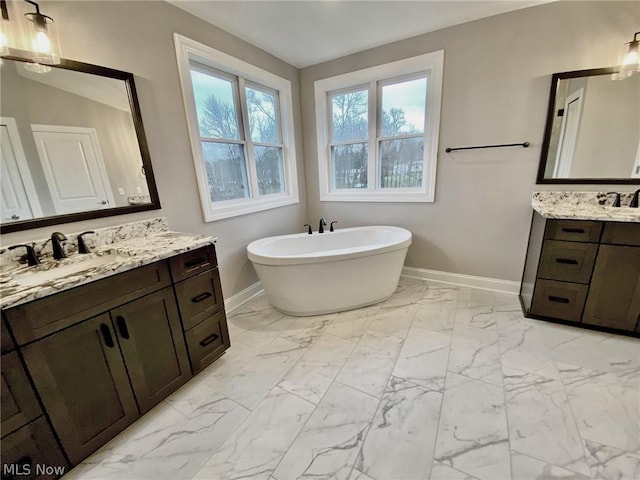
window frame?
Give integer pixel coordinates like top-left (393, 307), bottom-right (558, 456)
top-left (174, 34), bottom-right (298, 221)
top-left (315, 50), bottom-right (444, 202)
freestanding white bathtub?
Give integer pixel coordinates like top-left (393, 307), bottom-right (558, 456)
top-left (247, 226), bottom-right (412, 316)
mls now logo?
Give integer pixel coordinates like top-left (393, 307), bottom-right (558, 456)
top-left (2, 463), bottom-right (66, 476)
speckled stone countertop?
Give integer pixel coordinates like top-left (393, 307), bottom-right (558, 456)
top-left (532, 191), bottom-right (640, 223)
top-left (0, 218), bottom-right (217, 310)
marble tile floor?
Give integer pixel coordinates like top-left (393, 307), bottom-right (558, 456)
top-left (66, 278), bottom-right (640, 480)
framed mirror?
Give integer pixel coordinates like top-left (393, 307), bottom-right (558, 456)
top-left (537, 66), bottom-right (640, 184)
top-left (0, 53), bottom-right (161, 233)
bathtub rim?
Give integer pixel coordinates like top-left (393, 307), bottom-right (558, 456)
top-left (247, 225), bottom-right (412, 266)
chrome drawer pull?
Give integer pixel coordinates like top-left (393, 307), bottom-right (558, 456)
top-left (555, 258), bottom-right (579, 265)
top-left (549, 296), bottom-right (570, 304)
top-left (191, 292), bottom-right (212, 303)
top-left (199, 333), bottom-right (219, 347)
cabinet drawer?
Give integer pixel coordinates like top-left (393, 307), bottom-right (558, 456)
top-left (531, 280), bottom-right (588, 323)
top-left (2, 351), bottom-right (42, 436)
top-left (1, 416), bottom-right (68, 479)
top-left (5, 262), bottom-right (171, 346)
top-left (544, 220), bottom-right (602, 243)
top-left (169, 245), bottom-right (217, 282)
top-left (175, 269), bottom-right (224, 330)
top-left (601, 222), bottom-right (640, 247)
top-left (185, 311), bottom-right (230, 374)
top-left (537, 240), bottom-right (597, 284)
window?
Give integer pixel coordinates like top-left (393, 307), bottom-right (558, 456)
top-left (315, 51), bottom-right (444, 202)
top-left (174, 34), bottom-right (298, 221)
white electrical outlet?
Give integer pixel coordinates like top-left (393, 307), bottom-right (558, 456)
top-left (118, 187), bottom-right (125, 195)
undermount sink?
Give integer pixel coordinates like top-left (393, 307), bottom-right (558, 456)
top-left (13, 252), bottom-right (129, 287)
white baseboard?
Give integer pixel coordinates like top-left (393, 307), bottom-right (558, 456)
top-left (224, 281), bottom-right (264, 313)
top-left (402, 266), bottom-right (520, 295)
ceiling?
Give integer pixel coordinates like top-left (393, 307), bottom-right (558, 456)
top-left (168, 1), bottom-right (550, 68)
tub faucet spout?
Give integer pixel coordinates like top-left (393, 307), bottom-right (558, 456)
top-left (319, 218), bottom-right (327, 233)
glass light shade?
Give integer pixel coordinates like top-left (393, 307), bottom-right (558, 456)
top-left (613, 34), bottom-right (640, 80)
top-left (25, 11), bottom-right (60, 64)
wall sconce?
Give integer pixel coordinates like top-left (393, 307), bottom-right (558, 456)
top-left (0, 0), bottom-right (61, 71)
top-left (613, 31), bottom-right (640, 80)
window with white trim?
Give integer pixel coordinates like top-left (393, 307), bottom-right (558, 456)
top-left (174, 34), bottom-right (298, 221)
top-left (315, 51), bottom-right (444, 202)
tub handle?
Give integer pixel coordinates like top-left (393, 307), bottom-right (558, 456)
top-left (192, 292), bottom-right (212, 303)
top-left (303, 224), bottom-right (312, 235)
top-left (330, 221), bottom-right (338, 232)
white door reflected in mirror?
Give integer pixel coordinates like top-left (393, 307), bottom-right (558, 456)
top-left (31, 125), bottom-right (115, 214)
top-left (0, 118), bottom-right (42, 222)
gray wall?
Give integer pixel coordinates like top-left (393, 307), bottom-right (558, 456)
top-left (299, 0), bottom-right (640, 283)
top-left (0, 0), bottom-right (307, 297)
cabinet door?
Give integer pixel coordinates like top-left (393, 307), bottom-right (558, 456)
top-left (111, 288), bottom-right (191, 414)
top-left (583, 245), bottom-right (640, 331)
top-left (21, 314), bottom-right (138, 465)
top-left (1, 351), bottom-right (41, 436)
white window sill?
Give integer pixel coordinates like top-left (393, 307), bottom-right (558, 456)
top-left (204, 195), bottom-right (299, 222)
top-left (320, 191), bottom-right (434, 203)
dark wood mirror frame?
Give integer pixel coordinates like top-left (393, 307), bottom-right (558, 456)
top-left (537, 66), bottom-right (640, 186)
top-left (0, 51), bottom-right (161, 233)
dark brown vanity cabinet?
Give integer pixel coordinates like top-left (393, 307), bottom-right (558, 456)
top-left (1, 243), bottom-right (230, 473)
top-left (521, 215), bottom-right (640, 333)
top-left (1, 328), bottom-right (68, 478)
top-left (171, 248), bottom-right (230, 374)
top-left (21, 314), bottom-right (140, 465)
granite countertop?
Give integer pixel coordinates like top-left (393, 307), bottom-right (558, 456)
top-left (532, 191), bottom-right (640, 223)
top-left (0, 231), bottom-right (217, 310)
